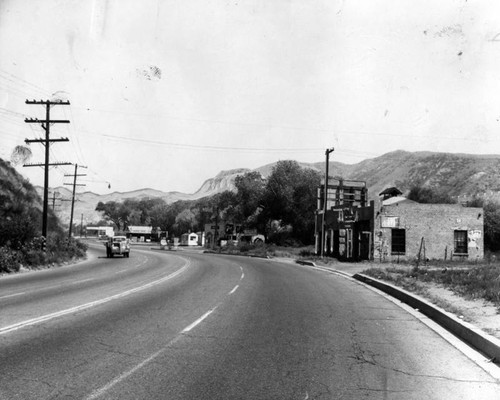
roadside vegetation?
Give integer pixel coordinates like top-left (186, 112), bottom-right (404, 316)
top-left (207, 241), bottom-right (315, 260)
top-left (96, 160), bottom-right (321, 247)
top-left (362, 263), bottom-right (500, 309)
top-left (0, 158), bottom-right (87, 273)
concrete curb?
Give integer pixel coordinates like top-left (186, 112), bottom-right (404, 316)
top-left (353, 273), bottom-right (500, 364)
top-left (295, 260), bottom-right (316, 267)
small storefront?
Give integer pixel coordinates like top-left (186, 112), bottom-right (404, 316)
top-left (319, 202), bottom-right (375, 261)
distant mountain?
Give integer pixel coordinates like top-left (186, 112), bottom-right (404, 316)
top-left (193, 168), bottom-right (250, 197)
top-left (31, 150), bottom-right (500, 224)
top-left (312, 150), bottom-right (500, 200)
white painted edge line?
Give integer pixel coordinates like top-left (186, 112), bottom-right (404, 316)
top-left (182, 307), bottom-right (217, 333)
top-left (0, 261), bottom-right (190, 336)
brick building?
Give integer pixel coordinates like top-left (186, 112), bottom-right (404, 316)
top-left (315, 182), bottom-right (485, 262)
top-left (374, 196), bottom-right (484, 262)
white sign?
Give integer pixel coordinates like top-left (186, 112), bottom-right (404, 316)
top-left (381, 216), bottom-right (399, 228)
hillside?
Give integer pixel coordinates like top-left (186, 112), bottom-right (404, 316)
top-left (29, 150), bottom-right (500, 224)
top-left (312, 150), bottom-right (500, 199)
top-left (0, 158), bottom-right (42, 217)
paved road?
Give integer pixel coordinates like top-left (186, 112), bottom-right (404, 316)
top-left (0, 244), bottom-right (498, 399)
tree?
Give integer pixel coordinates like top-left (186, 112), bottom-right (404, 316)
top-left (260, 160), bottom-right (320, 245)
top-left (95, 201), bottom-right (126, 231)
top-left (234, 171), bottom-right (265, 226)
top-left (174, 209), bottom-right (197, 234)
top-left (467, 197), bottom-right (500, 252)
top-left (407, 185), bottom-right (455, 204)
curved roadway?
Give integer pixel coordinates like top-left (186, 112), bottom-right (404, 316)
top-left (0, 241), bottom-right (498, 399)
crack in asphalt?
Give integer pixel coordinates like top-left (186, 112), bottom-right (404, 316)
top-left (349, 321), bottom-right (498, 385)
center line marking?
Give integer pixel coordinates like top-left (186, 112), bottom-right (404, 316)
top-left (86, 304), bottom-right (218, 400)
top-left (229, 285), bottom-right (239, 295)
top-left (182, 308), bottom-right (216, 333)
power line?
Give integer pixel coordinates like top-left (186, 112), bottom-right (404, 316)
top-left (85, 130), bottom-right (325, 154)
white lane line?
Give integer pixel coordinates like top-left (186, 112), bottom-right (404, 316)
top-left (71, 278), bottom-right (95, 285)
top-left (86, 306), bottom-right (217, 400)
top-left (84, 344), bottom-right (175, 400)
top-left (114, 270), bottom-right (129, 275)
top-left (0, 279), bottom-right (94, 301)
top-left (228, 285), bottom-right (239, 295)
top-left (0, 292), bottom-right (26, 300)
top-left (181, 307), bottom-right (217, 333)
top-left (0, 261), bottom-right (190, 336)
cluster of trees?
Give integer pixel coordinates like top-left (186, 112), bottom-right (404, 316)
top-left (0, 159), bottom-right (87, 272)
top-left (96, 161), bottom-right (321, 246)
top-left (407, 186), bottom-right (455, 204)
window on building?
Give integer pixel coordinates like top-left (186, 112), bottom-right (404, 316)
top-left (454, 230), bottom-right (468, 254)
top-left (391, 229), bottom-right (406, 255)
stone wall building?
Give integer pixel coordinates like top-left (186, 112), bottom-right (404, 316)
top-left (374, 196), bottom-right (484, 262)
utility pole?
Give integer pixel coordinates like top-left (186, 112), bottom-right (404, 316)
top-left (64, 164), bottom-right (87, 239)
top-left (50, 191), bottom-right (61, 211)
top-left (24, 99), bottom-right (71, 238)
top-left (80, 214), bottom-right (84, 237)
top-left (321, 147), bottom-right (334, 258)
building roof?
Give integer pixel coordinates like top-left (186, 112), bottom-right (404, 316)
top-left (379, 187), bottom-right (403, 196)
top-left (382, 196), bottom-right (416, 206)
top-left (128, 226), bottom-right (152, 234)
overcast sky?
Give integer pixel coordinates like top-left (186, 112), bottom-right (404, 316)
top-left (1, 0), bottom-right (500, 195)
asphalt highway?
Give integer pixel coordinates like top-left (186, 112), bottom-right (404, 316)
top-left (0, 242), bottom-right (498, 399)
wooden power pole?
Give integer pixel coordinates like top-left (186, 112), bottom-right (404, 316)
top-left (64, 164), bottom-right (87, 239)
top-left (24, 99), bottom-right (71, 238)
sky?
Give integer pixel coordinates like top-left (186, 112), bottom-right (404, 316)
top-left (1, 0), bottom-right (500, 195)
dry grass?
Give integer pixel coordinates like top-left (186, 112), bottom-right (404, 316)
top-left (362, 264), bottom-right (500, 309)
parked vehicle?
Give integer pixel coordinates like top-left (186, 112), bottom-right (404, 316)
top-left (104, 236), bottom-right (130, 258)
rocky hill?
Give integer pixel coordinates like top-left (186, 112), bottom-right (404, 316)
top-left (25, 150), bottom-right (500, 225)
top-left (311, 150), bottom-right (500, 200)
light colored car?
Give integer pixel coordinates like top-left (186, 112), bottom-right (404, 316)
top-left (104, 236), bottom-right (130, 258)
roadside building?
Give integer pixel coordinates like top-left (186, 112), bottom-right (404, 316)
top-left (315, 182), bottom-right (484, 262)
top-left (204, 222), bottom-right (240, 248)
top-left (196, 231), bottom-right (206, 247)
top-left (375, 194), bottom-right (484, 262)
top-left (204, 223), bottom-right (264, 248)
top-left (127, 226), bottom-right (153, 242)
top-left (85, 226), bottom-right (114, 239)
top-left (315, 179), bottom-right (374, 261)
top-left (180, 232), bottom-right (199, 246)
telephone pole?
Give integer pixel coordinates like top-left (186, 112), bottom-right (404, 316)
top-left (50, 191), bottom-right (61, 211)
top-left (64, 164), bottom-right (87, 239)
top-left (24, 99), bottom-right (71, 238)
top-left (321, 147), bottom-right (334, 258)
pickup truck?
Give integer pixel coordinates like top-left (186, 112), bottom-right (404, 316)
top-left (104, 236), bottom-right (130, 258)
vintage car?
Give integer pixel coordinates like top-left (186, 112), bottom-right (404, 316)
top-left (104, 236), bottom-right (130, 258)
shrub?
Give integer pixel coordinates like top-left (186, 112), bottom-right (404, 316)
top-left (0, 246), bottom-right (21, 273)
